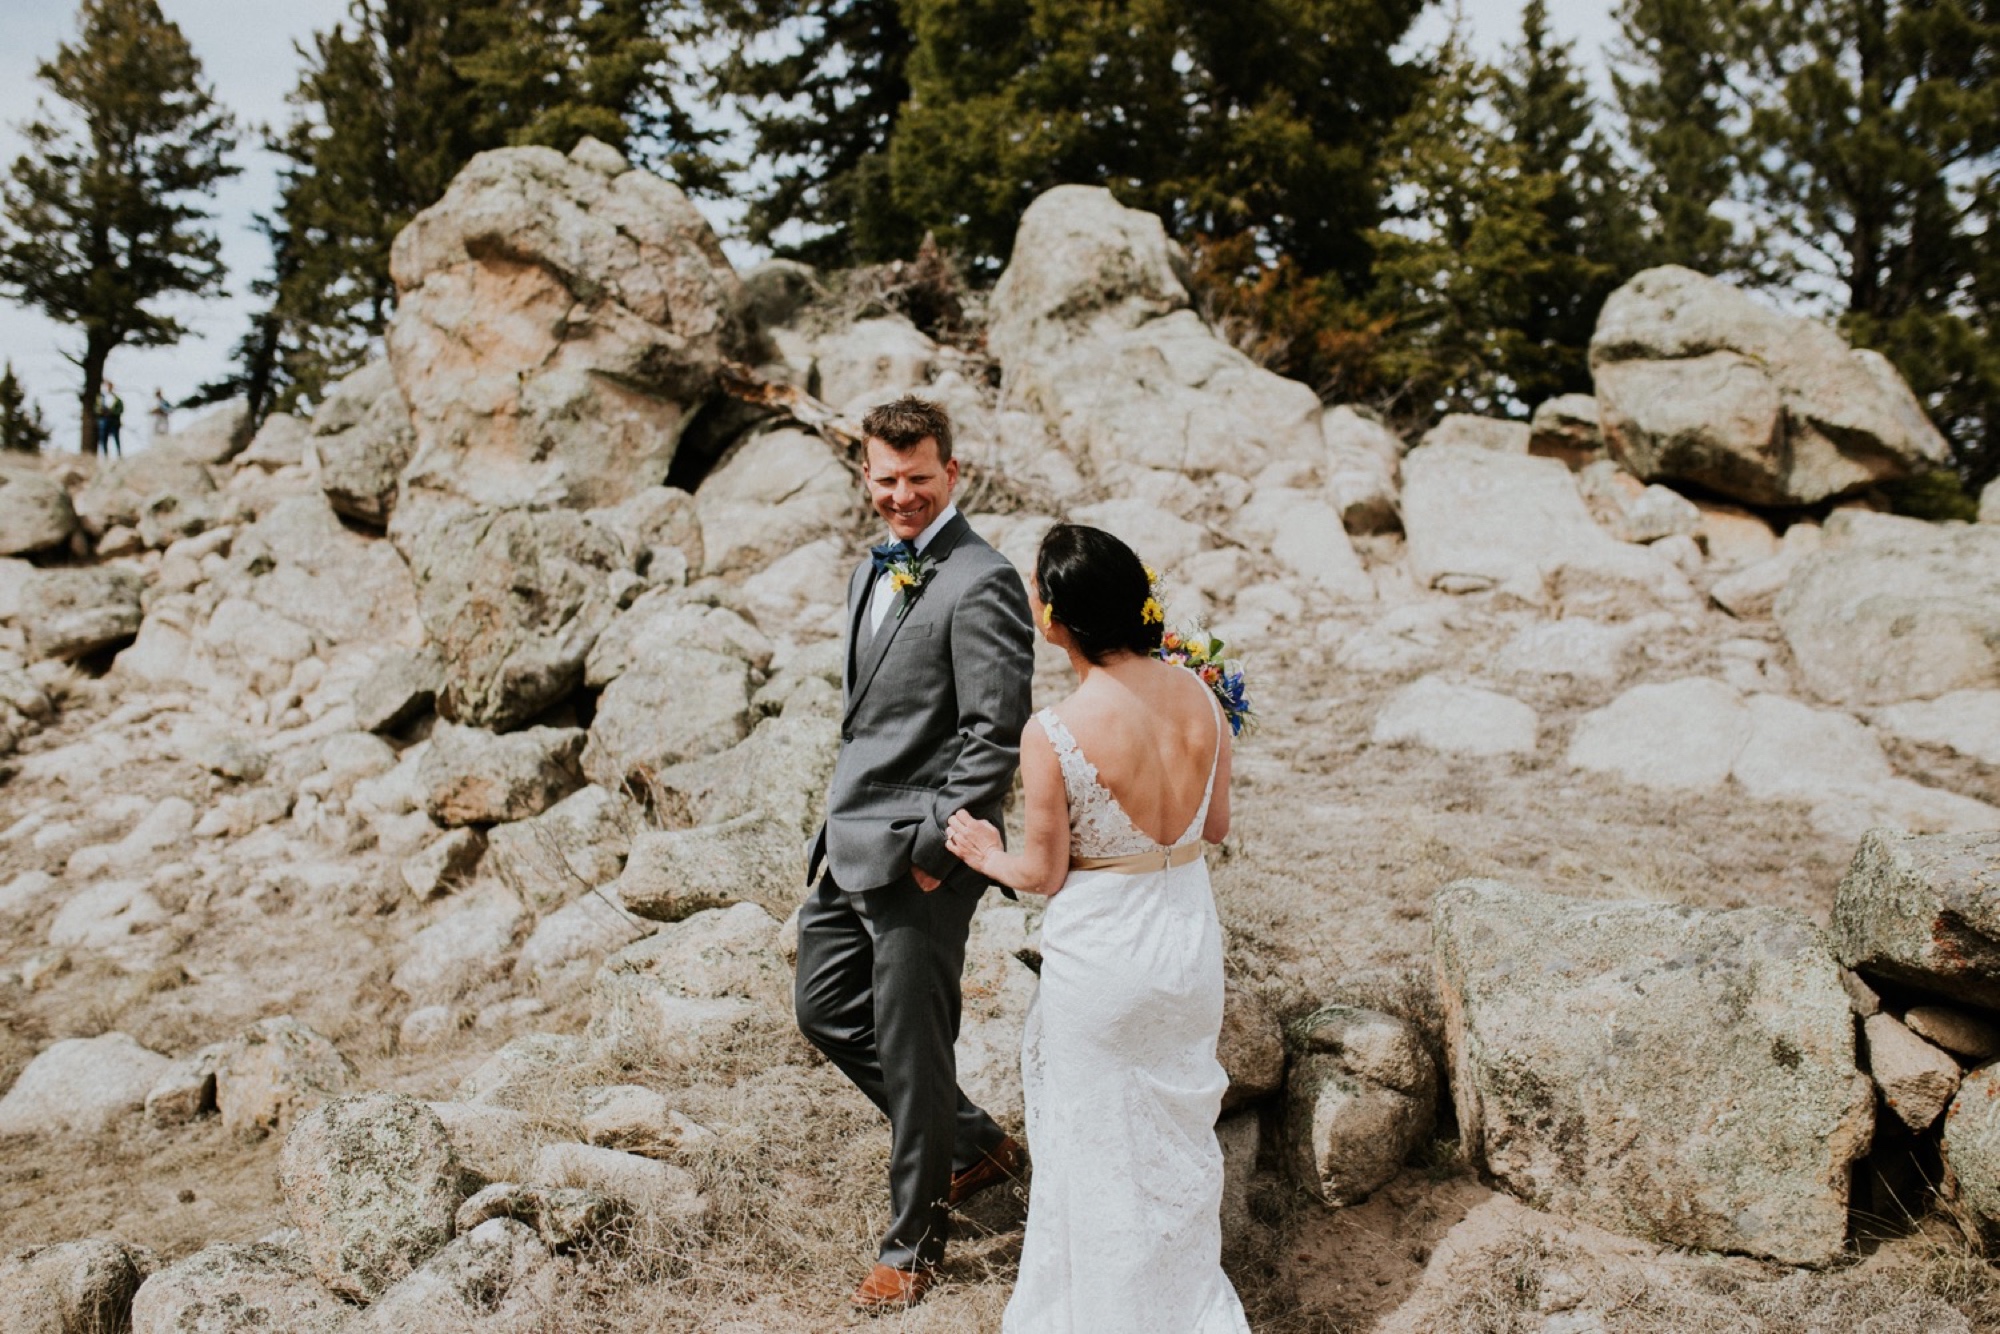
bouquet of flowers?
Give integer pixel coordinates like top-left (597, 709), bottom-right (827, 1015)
top-left (1155, 626), bottom-right (1254, 736)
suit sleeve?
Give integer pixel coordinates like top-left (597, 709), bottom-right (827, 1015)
top-left (910, 561), bottom-right (1035, 880)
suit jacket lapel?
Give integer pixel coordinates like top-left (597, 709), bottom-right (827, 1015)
top-left (844, 513), bottom-right (970, 726)
top-left (843, 560), bottom-right (873, 700)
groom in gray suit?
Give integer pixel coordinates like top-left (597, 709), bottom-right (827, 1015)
top-left (797, 396), bottom-right (1034, 1313)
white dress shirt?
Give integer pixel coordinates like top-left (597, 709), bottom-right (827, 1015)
top-left (869, 503), bottom-right (958, 635)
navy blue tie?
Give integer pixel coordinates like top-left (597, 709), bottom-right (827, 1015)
top-left (871, 539), bottom-right (914, 574)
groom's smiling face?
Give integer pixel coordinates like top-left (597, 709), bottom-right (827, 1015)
top-left (865, 435), bottom-right (958, 542)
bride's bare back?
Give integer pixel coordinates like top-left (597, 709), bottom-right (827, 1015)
top-left (1047, 655), bottom-right (1229, 846)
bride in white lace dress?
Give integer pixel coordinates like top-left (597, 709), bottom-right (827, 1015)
top-left (945, 523), bottom-right (1250, 1334)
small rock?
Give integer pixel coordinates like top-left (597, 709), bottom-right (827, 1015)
top-left (1862, 1012), bottom-right (1961, 1131)
top-left (216, 1017), bottom-right (355, 1138)
top-left (1832, 830), bottom-right (2000, 1009)
top-left (402, 828), bottom-right (485, 900)
top-left (578, 1084), bottom-right (714, 1157)
top-left (145, 1041), bottom-right (230, 1128)
top-left (1372, 676), bottom-right (1538, 758)
top-left (420, 723), bottom-right (586, 827)
top-left (19, 567), bottom-right (144, 661)
top-left (1943, 1063), bottom-right (2000, 1249)
top-left (0, 472), bottom-right (79, 556)
top-left (486, 783), bottom-right (638, 912)
top-left (427, 1101), bottom-right (539, 1182)
top-left (1283, 1005), bottom-right (1437, 1206)
top-left (454, 1181), bottom-right (627, 1250)
top-left (399, 1005), bottom-right (459, 1051)
top-left (587, 904), bottom-right (787, 1064)
top-left (1903, 1006), bottom-right (2000, 1063)
top-left (1839, 969), bottom-right (1882, 1018)
top-left (615, 816), bottom-right (794, 923)
top-left (0, 1032), bottom-right (171, 1136)
top-left (531, 1142), bottom-right (706, 1223)
top-left (455, 1032), bottom-right (589, 1110)
top-left (351, 648), bottom-right (442, 733)
top-left (1528, 394), bottom-right (1602, 468)
top-left (344, 1217), bottom-right (563, 1334)
top-left (1423, 414), bottom-right (1530, 453)
top-left (279, 1092), bottom-right (465, 1302)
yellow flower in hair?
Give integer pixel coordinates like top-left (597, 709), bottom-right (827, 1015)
top-left (1141, 596), bottom-right (1164, 625)
top-left (1040, 603), bottom-right (1054, 629)
top-left (1144, 565), bottom-right (1159, 586)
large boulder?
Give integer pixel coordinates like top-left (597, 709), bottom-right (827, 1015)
top-left (1371, 676), bottom-right (1538, 758)
top-left (989, 187), bottom-right (1321, 482)
top-left (645, 710), bottom-right (839, 843)
top-left (279, 1092), bottom-right (466, 1302)
top-left (0, 1238), bottom-right (147, 1334)
top-left (310, 359), bottom-right (416, 527)
top-left (616, 815), bottom-right (797, 922)
top-left (129, 1241), bottom-right (346, 1334)
top-left (386, 139), bottom-right (752, 526)
top-left (1591, 266), bottom-right (1952, 504)
top-left (1432, 879), bottom-right (1873, 1265)
top-left (1284, 1005), bottom-right (1437, 1206)
top-left (0, 471), bottom-right (77, 555)
top-left (1832, 829), bottom-right (2000, 1009)
top-left (18, 567), bottom-right (143, 661)
top-left (1401, 443), bottom-right (1695, 614)
top-left (409, 506), bottom-right (627, 730)
top-left (420, 723), bottom-right (586, 825)
top-left (1774, 511), bottom-right (2000, 707)
top-left (0, 1032), bottom-right (170, 1136)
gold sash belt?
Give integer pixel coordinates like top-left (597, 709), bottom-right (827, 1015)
top-left (1069, 842), bottom-right (1206, 875)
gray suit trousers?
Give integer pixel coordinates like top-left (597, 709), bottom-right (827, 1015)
top-left (794, 869), bottom-right (1006, 1269)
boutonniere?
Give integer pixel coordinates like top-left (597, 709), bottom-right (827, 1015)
top-left (871, 541), bottom-right (938, 616)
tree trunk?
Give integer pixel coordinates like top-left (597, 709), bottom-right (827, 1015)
top-left (78, 343), bottom-right (107, 457)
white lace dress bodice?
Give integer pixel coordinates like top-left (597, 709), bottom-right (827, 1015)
top-left (1036, 701), bottom-right (1219, 860)
top-left (1004, 694), bottom-right (1248, 1334)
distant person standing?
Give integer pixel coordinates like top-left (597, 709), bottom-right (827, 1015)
top-left (96, 381), bottom-right (123, 456)
top-left (149, 388), bottom-right (170, 442)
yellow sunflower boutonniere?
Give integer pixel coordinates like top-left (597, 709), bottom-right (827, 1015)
top-left (882, 549), bottom-right (937, 615)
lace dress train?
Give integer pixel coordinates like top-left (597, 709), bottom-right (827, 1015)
top-left (1002, 703), bottom-right (1250, 1334)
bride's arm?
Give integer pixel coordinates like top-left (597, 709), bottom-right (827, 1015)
top-left (945, 719), bottom-right (1071, 896)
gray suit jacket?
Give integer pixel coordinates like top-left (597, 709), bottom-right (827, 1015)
top-left (807, 513), bottom-right (1034, 893)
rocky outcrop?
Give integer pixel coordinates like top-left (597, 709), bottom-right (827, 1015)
top-left (1775, 511), bottom-right (2000, 707)
top-left (690, 427), bottom-right (851, 576)
top-left (279, 1093), bottom-right (466, 1302)
top-left (1832, 829), bottom-right (2000, 1010)
top-left (989, 186), bottom-right (1321, 487)
top-left (1433, 879), bottom-right (1873, 1265)
top-left (1401, 443), bottom-right (1695, 615)
top-left (387, 138), bottom-right (753, 527)
top-left (1591, 266), bottom-right (1952, 505)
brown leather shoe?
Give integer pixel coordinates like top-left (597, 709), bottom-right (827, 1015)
top-left (851, 1262), bottom-right (934, 1314)
top-left (947, 1133), bottom-right (1024, 1207)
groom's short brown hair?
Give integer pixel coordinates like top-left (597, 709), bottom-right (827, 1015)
top-left (861, 396), bottom-right (954, 463)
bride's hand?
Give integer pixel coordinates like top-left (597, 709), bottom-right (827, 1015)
top-left (945, 810), bottom-right (1001, 872)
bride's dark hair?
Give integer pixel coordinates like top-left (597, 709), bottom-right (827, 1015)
top-left (1035, 523), bottom-right (1164, 665)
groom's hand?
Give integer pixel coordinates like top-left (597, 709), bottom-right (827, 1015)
top-left (912, 867), bottom-right (942, 893)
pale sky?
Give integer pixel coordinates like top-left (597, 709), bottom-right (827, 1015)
top-left (0, 0), bottom-right (1619, 454)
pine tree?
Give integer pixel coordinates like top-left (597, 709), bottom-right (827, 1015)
top-left (0, 363), bottom-right (51, 453)
top-left (707, 0), bottom-right (915, 265)
top-left (0, 0), bottom-right (237, 455)
top-left (1612, 0), bottom-right (1743, 274)
top-left (1494, 0), bottom-right (1640, 406)
top-left (886, 0), bottom-right (1427, 284)
top-left (1742, 0), bottom-right (2000, 483)
top-left (1366, 29), bottom-right (1559, 419)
